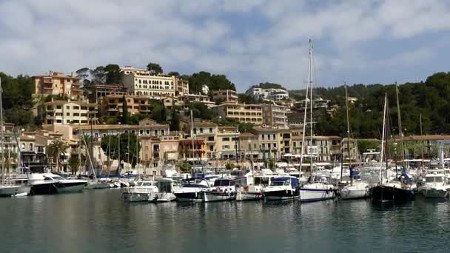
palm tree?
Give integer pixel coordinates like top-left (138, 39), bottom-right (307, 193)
top-left (47, 140), bottom-right (68, 172)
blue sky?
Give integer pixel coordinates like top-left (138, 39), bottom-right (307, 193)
top-left (1, 0), bottom-right (450, 92)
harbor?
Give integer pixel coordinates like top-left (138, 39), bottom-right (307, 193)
top-left (1, 189), bottom-right (449, 253)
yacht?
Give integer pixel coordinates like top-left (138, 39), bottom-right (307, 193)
top-left (28, 173), bottom-right (87, 195)
top-left (122, 180), bottom-right (158, 202)
top-left (299, 174), bottom-right (336, 202)
top-left (173, 178), bottom-right (210, 202)
top-left (203, 178), bottom-right (237, 202)
top-left (263, 176), bottom-right (300, 201)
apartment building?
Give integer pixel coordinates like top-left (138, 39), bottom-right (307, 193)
top-left (262, 104), bottom-right (288, 128)
top-left (32, 71), bottom-right (81, 98)
top-left (238, 133), bottom-right (259, 161)
top-left (304, 136), bottom-right (341, 162)
top-left (44, 100), bottom-right (97, 125)
top-left (121, 66), bottom-right (189, 99)
top-left (215, 126), bottom-right (239, 160)
top-left (211, 89), bottom-right (238, 103)
top-left (254, 127), bottom-right (282, 160)
top-left (140, 135), bottom-right (180, 167)
top-left (191, 120), bottom-right (218, 159)
top-left (101, 95), bottom-right (151, 117)
top-left (214, 103), bottom-right (263, 125)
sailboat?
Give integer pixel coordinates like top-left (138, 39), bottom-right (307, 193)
top-left (339, 84), bottom-right (370, 200)
top-left (299, 40), bottom-right (336, 202)
top-left (0, 77), bottom-right (31, 197)
top-left (370, 94), bottom-right (415, 202)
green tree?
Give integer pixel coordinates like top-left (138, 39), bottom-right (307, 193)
top-left (168, 71), bottom-right (180, 76)
top-left (147, 62), bottom-right (163, 74)
top-left (104, 64), bottom-right (122, 84)
top-left (68, 153), bottom-right (85, 174)
top-left (148, 99), bottom-right (167, 123)
top-left (169, 109), bottom-right (180, 131)
top-left (101, 133), bottom-right (140, 168)
top-left (187, 102), bottom-right (214, 120)
top-left (47, 140), bottom-right (69, 172)
top-left (177, 162), bottom-right (192, 173)
top-left (122, 95), bottom-right (129, 124)
top-left (90, 66), bottom-right (106, 83)
top-left (187, 71), bottom-right (236, 94)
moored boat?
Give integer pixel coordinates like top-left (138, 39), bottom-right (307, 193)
top-left (263, 176), bottom-right (300, 201)
top-left (203, 178), bottom-right (236, 202)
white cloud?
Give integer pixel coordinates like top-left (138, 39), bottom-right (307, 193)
top-left (1, 0), bottom-right (450, 90)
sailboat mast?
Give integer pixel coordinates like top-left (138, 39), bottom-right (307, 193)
top-left (308, 39), bottom-right (314, 173)
top-left (190, 110), bottom-right (195, 161)
top-left (395, 83), bottom-right (405, 167)
top-left (379, 94), bottom-right (387, 183)
top-left (345, 83), bottom-right (352, 184)
top-left (0, 77), bottom-right (4, 184)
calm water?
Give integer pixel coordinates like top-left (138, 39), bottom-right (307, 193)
top-left (1, 190), bottom-right (450, 253)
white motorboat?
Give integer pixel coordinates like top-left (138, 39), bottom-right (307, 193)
top-left (150, 178), bottom-right (177, 202)
top-left (263, 176), bottom-right (300, 201)
top-left (236, 171), bottom-right (274, 201)
top-left (203, 178), bottom-right (237, 202)
top-left (28, 173), bottom-right (87, 195)
top-left (173, 178), bottom-right (210, 202)
top-left (300, 175), bottom-right (336, 202)
top-left (420, 171), bottom-right (449, 198)
top-left (122, 180), bottom-right (158, 202)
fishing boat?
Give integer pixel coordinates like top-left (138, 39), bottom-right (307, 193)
top-left (203, 178), bottom-right (237, 202)
top-left (236, 170), bottom-right (274, 201)
top-left (263, 176), bottom-right (300, 201)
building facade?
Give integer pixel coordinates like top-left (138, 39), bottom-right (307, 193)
top-left (101, 95), bottom-right (151, 116)
top-left (262, 104), bottom-right (288, 128)
top-left (32, 71), bottom-right (81, 98)
top-left (44, 100), bottom-right (97, 125)
top-left (121, 67), bottom-right (189, 99)
top-left (214, 103), bottom-right (263, 125)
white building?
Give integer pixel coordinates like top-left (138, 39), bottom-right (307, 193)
top-left (245, 86), bottom-right (289, 101)
top-left (121, 66), bottom-right (189, 99)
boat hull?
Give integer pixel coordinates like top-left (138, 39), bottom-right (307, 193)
top-left (236, 191), bottom-right (263, 201)
top-left (371, 185), bottom-right (415, 202)
top-left (150, 192), bottom-right (177, 202)
top-left (264, 189), bottom-right (299, 201)
top-left (300, 188), bottom-right (335, 202)
top-left (55, 182), bottom-right (87, 193)
top-left (0, 185), bottom-right (31, 197)
top-left (30, 183), bottom-right (58, 195)
top-left (203, 192), bottom-right (236, 202)
top-left (174, 190), bottom-right (206, 202)
top-left (423, 188), bottom-right (449, 198)
top-left (340, 188), bottom-right (369, 200)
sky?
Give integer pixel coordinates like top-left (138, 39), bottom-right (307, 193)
top-left (1, 0), bottom-right (450, 92)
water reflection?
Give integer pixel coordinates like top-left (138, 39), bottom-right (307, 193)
top-left (0, 191), bottom-right (449, 253)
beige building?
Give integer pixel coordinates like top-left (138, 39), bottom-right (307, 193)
top-left (44, 100), bottom-right (97, 125)
top-left (191, 120), bottom-right (218, 159)
top-left (211, 89), bottom-right (238, 103)
top-left (254, 127), bottom-right (282, 160)
top-left (121, 67), bottom-right (189, 99)
top-left (215, 126), bottom-right (239, 160)
top-left (262, 104), bottom-right (288, 128)
top-left (304, 136), bottom-right (341, 162)
top-left (101, 95), bottom-right (151, 116)
top-left (214, 103), bottom-right (263, 125)
top-left (239, 133), bottom-right (259, 161)
top-left (140, 135), bottom-right (180, 167)
top-left (33, 71), bottom-right (81, 98)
